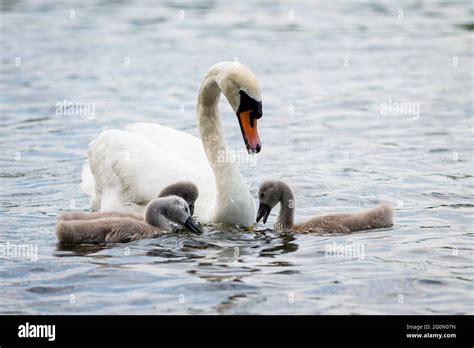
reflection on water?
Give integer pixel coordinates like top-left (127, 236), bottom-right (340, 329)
top-left (259, 232), bottom-right (299, 257)
top-left (0, 0), bottom-right (473, 314)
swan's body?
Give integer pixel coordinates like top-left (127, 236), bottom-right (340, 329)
top-left (82, 62), bottom-right (263, 227)
top-left (56, 196), bottom-right (202, 244)
top-left (257, 180), bottom-right (394, 233)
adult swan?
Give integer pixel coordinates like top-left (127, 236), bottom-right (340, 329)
top-left (81, 62), bottom-right (263, 227)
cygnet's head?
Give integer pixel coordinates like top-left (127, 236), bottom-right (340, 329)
top-left (158, 181), bottom-right (199, 216)
top-left (146, 196), bottom-right (202, 234)
top-left (256, 180), bottom-right (290, 224)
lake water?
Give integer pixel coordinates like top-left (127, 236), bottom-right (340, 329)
top-left (1, 0), bottom-right (473, 314)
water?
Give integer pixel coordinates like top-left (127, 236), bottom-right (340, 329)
top-left (1, 0), bottom-right (473, 314)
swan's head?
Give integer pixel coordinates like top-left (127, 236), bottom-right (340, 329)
top-left (214, 62), bottom-right (263, 154)
top-left (256, 180), bottom-right (289, 224)
top-left (158, 181), bottom-right (199, 216)
top-left (146, 196), bottom-right (202, 234)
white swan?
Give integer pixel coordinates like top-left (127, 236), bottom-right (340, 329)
top-left (81, 62), bottom-right (263, 227)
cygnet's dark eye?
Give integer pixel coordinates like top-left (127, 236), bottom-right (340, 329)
top-left (260, 192), bottom-right (264, 199)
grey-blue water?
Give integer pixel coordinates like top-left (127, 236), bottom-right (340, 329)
top-left (1, 0), bottom-right (473, 314)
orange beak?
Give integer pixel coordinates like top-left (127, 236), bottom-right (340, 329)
top-left (237, 110), bottom-right (262, 153)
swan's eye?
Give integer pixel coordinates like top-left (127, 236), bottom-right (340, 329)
top-left (250, 104), bottom-right (262, 120)
top-left (238, 90), bottom-right (262, 119)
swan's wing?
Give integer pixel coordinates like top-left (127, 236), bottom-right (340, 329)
top-left (86, 128), bottom-right (188, 210)
top-left (125, 122), bottom-right (201, 162)
top-left (83, 123), bottom-right (216, 221)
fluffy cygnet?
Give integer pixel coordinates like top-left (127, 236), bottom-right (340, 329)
top-left (56, 196), bottom-right (201, 244)
top-left (257, 180), bottom-right (393, 233)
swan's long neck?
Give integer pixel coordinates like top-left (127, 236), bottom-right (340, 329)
top-left (275, 185), bottom-right (295, 230)
top-left (197, 74), bottom-right (227, 170)
top-left (197, 72), bottom-right (254, 226)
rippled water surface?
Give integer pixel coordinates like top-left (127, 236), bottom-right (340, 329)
top-left (1, 0), bottom-right (473, 314)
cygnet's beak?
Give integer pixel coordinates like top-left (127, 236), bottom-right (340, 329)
top-left (256, 202), bottom-right (272, 224)
top-left (184, 216), bottom-right (202, 234)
